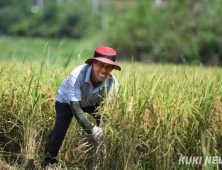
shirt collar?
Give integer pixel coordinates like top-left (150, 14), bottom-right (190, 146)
top-left (95, 74), bottom-right (113, 93)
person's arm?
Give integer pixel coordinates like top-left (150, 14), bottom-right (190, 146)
top-left (70, 101), bottom-right (104, 143)
top-left (68, 72), bottom-right (94, 134)
top-left (70, 101), bottom-right (94, 134)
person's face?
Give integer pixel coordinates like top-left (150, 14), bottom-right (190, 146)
top-left (91, 60), bottom-right (113, 83)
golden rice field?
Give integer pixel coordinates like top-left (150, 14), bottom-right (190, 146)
top-left (0, 59), bottom-right (222, 170)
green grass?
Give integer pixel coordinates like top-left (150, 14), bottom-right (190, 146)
top-left (0, 37), bottom-right (222, 169)
top-left (0, 35), bottom-right (105, 63)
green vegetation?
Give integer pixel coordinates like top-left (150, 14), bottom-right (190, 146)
top-left (1, 0), bottom-right (222, 65)
top-left (0, 0), bottom-right (101, 38)
top-left (0, 37), bottom-right (222, 169)
top-left (0, 35), bottom-right (102, 62)
top-left (107, 1), bottom-right (222, 65)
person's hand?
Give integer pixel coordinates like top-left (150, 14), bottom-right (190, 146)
top-left (91, 126), bottom-right (104, 143)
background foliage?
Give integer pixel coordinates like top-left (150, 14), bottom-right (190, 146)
top-left (0, 0), bottom-right (222, 65)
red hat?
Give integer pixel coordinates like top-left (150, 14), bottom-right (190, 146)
top-left (85, 46), bottom-right (121, 71)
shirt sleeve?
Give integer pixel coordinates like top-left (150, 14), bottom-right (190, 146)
top-left (70, 101), bottom-right (94, 134)
top-left (68, 73), bottom-right (82, 101)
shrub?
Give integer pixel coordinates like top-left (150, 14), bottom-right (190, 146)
top-left (107, 0), bottom-right (222, 65)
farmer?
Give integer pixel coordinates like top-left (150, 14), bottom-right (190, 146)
top-left (41, 46), bottom-right (121, 168)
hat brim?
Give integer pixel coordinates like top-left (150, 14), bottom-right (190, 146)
top-left (85, 57), bottom-right (121, 71)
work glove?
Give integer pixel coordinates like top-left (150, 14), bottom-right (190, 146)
top-left (91, 126), bottom-right (104, 143)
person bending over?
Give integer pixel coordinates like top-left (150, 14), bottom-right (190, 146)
top-left (41, 46), bottom-right (121, 168)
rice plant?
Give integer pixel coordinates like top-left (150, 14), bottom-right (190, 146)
top-left (0, 60), bottom-right (222, 169)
